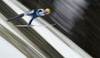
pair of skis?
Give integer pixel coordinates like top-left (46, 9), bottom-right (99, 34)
top-left (16, 23), bottom-right (56, 27)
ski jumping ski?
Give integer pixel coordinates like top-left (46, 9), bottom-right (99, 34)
top-left (16, 23), bottom-right (56, 27)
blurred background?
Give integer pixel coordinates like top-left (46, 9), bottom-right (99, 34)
top-left (0, 0), bottom-right (100, 58)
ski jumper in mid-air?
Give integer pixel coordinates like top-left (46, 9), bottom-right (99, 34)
top-left (7, 8), bottom-right (50, 25)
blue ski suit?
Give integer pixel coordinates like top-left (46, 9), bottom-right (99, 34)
top-left (8, 9), bottom-right (46, 25)
top-left (25, 9), bottom-right (46, 25)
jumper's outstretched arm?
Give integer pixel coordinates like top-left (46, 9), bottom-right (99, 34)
top-left (7, 13), bottom-right (24, 22)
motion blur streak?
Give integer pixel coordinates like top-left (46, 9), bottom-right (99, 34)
top-left (2, 0), bottom-right (90, 58)
top-left (1, 0), bottom-right (100, 58)
top-left (0, 36), bottom-right (27, 58)
top-left (0, 13), bottom-right (46, 58)
top-left (29, 0), bottom-right (100, 58)
top-left (49, 0), bottom-right (88, 34)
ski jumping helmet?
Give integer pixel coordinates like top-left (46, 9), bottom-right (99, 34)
top-left (45, 8), bottom-right (50, 13)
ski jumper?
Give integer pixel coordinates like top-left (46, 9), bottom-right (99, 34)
top-left (8, 9), bottom-right (46, 25)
